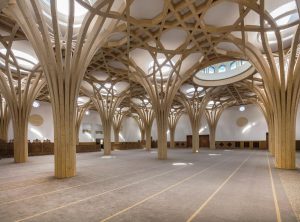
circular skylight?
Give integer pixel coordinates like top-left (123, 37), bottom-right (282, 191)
top-left (194, 60), bottom-right (252, 86)
top-left (42, 0), bottom-right (88, 17)
top-left (41, 0), bottom-right (91, 28)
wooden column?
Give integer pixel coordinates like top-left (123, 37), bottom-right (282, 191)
top-left (169, 128), bottom-right (175, 148)
top-left (0, 95), bottom-right (10, 142)
top-left (112, 108), bottom-right (128, 144)
top-left (209, 128), bottom-right (216, 150)
top-left (156, 109), bottom-right (168, 159)
top-left (168, 106), bottom-right (183, 149)
top-left (0, 30), bottom-right (45, 163)
top-left (8, 0), bottom-right (125, 178)
top-left (231, 22), bottom-right (300, 169)
top-left (205, 105), bottom-right (228, 150)
top-left (132, 114), bottom-right (146, 143)
top-left (178, 85), bottom-right (209, 153)
top-left (12, 117), bottom-right (28, 162)
top-left (145, 126), bottom-right (152, 151)
top-left (191, 127), bottom-right (200, 153)
top-left (86, 79), bottom-right (128, 156)
top-left (273, 108), bottom-right (296, 169)
top-left (113, 129), bottom-right (120, 143)
top-left (103, 119), bottom-right (112, 155)
top-left (133, 102), bottom-right (154, 151)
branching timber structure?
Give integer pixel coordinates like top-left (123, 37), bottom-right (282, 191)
top-left (0, 0), bottom-right (299, 175)
top-left (168, 103), bottom-right (184, 149)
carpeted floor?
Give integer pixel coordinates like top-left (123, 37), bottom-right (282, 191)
top-left (0, 149), bottom-right (298, 222)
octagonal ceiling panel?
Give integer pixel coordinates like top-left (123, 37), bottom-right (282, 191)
top-left (89, 71), bottom-right (109, 81)
top-left (204, 2), bottom-right (239, 27)
top-left (244, 10), bottom-right (260, 26)
top-left (111, 0), bottom-right (126, 12)
top-left (160, 28), bottom-right (188, 50)
top-left (180, 84), bottom-right (194, 94)
top-left (180, 52), bottom-right (203, 76)
top-left (129, 48), bottom-right (153, 73)
top-left (130, 0), bottom-right (164, 19)
top-left (81, 81), bottom-right (93, 94)
top-left (108, 61), bottom-right (128, 70)
top-left (77, 96), bottom-right (90, 106)
top-left (131, 97), bottom-right (142, 105)
top-left (216, 42), bottom-right (241, 52)
top-left (114, 81), bottom-right (130, 93)
top-left (107, 32), bottom-right (127, 42)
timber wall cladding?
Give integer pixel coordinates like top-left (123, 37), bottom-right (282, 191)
top-left (216, 141), bottom-right (267, 149)
top-left (0, 142), bottom-right (101, 157)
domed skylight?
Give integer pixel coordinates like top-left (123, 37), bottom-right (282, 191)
top-left (41, 0), bottom-right (91, 28)
top-left (194, 60), bottom-right (252, 85)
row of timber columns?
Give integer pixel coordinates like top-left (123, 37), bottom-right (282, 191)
top-left (1, 0), bottom-right (298, 180)
top-left (4, 0), bottom-right (125, 178)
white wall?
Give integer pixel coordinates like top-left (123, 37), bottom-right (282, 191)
top-left (8, 101), bottom-right (54, 141)
top-left (6, 102), bottom-right (300, 142)
top-left (120, 117), bottom-right (141, 141)
top-left (173, 104), bottom-right (268, 141)
top-left (216, 104), bottom-right (268, 141)
top-left (79, 110), bottom-right (102, 142)
top-left (7, 102), bottom-right (112, 142)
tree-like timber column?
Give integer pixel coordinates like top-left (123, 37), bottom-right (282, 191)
top-left (102, 119), bottom-right (112, 155)
top-left (145, 126), bottom-right (152, 151)
top-left (113, 129), bottom-right (119, 143)
top-left (132, 100), bottom-right (155, 151)
top-left (0, 95), bottom-right (10, 142)
top-left (12, 116), bottom-right (28, 162)
top-left (168, 105), bottom-right (183, 148)
top-left (132, 114), bottom-right (146, 144)
top-left (156, 109), bottom-right (168, 159)
top-left (230, 17), bottom-right (300, 169)
top-left (0, 30), bottom-right (45, 163)
top-left (84, 76), bottom-right (129, 156)
top-left (112, 107), bottom-right (128, 144)
top-left (205, 104), bottom-right (228, 150)
top-left (75, 100), bottom-right (91, 145)
top-left (130, 46), bottom-right (204, 159)
top-left (178, 85), bottom-right (209, 153)
top-left (7, 0), bottom-right (125, 177)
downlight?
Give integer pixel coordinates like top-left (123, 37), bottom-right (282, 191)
top-left (32, 100), bottom-right (40, 108)
top-left (239, 106), bottom-right (245, 112)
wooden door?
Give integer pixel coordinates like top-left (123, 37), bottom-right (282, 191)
top-left (186, 135), bottom-right (192, 148)
top-left (199, 135), bottom-right (209, 148)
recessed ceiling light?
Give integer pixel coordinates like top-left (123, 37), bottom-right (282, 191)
top-left (32, 100), bottom-right (40, 108)
top-left (85, 110), bottom-right (90, 115)
top-left (239, 106), bottom-right (245, 112)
